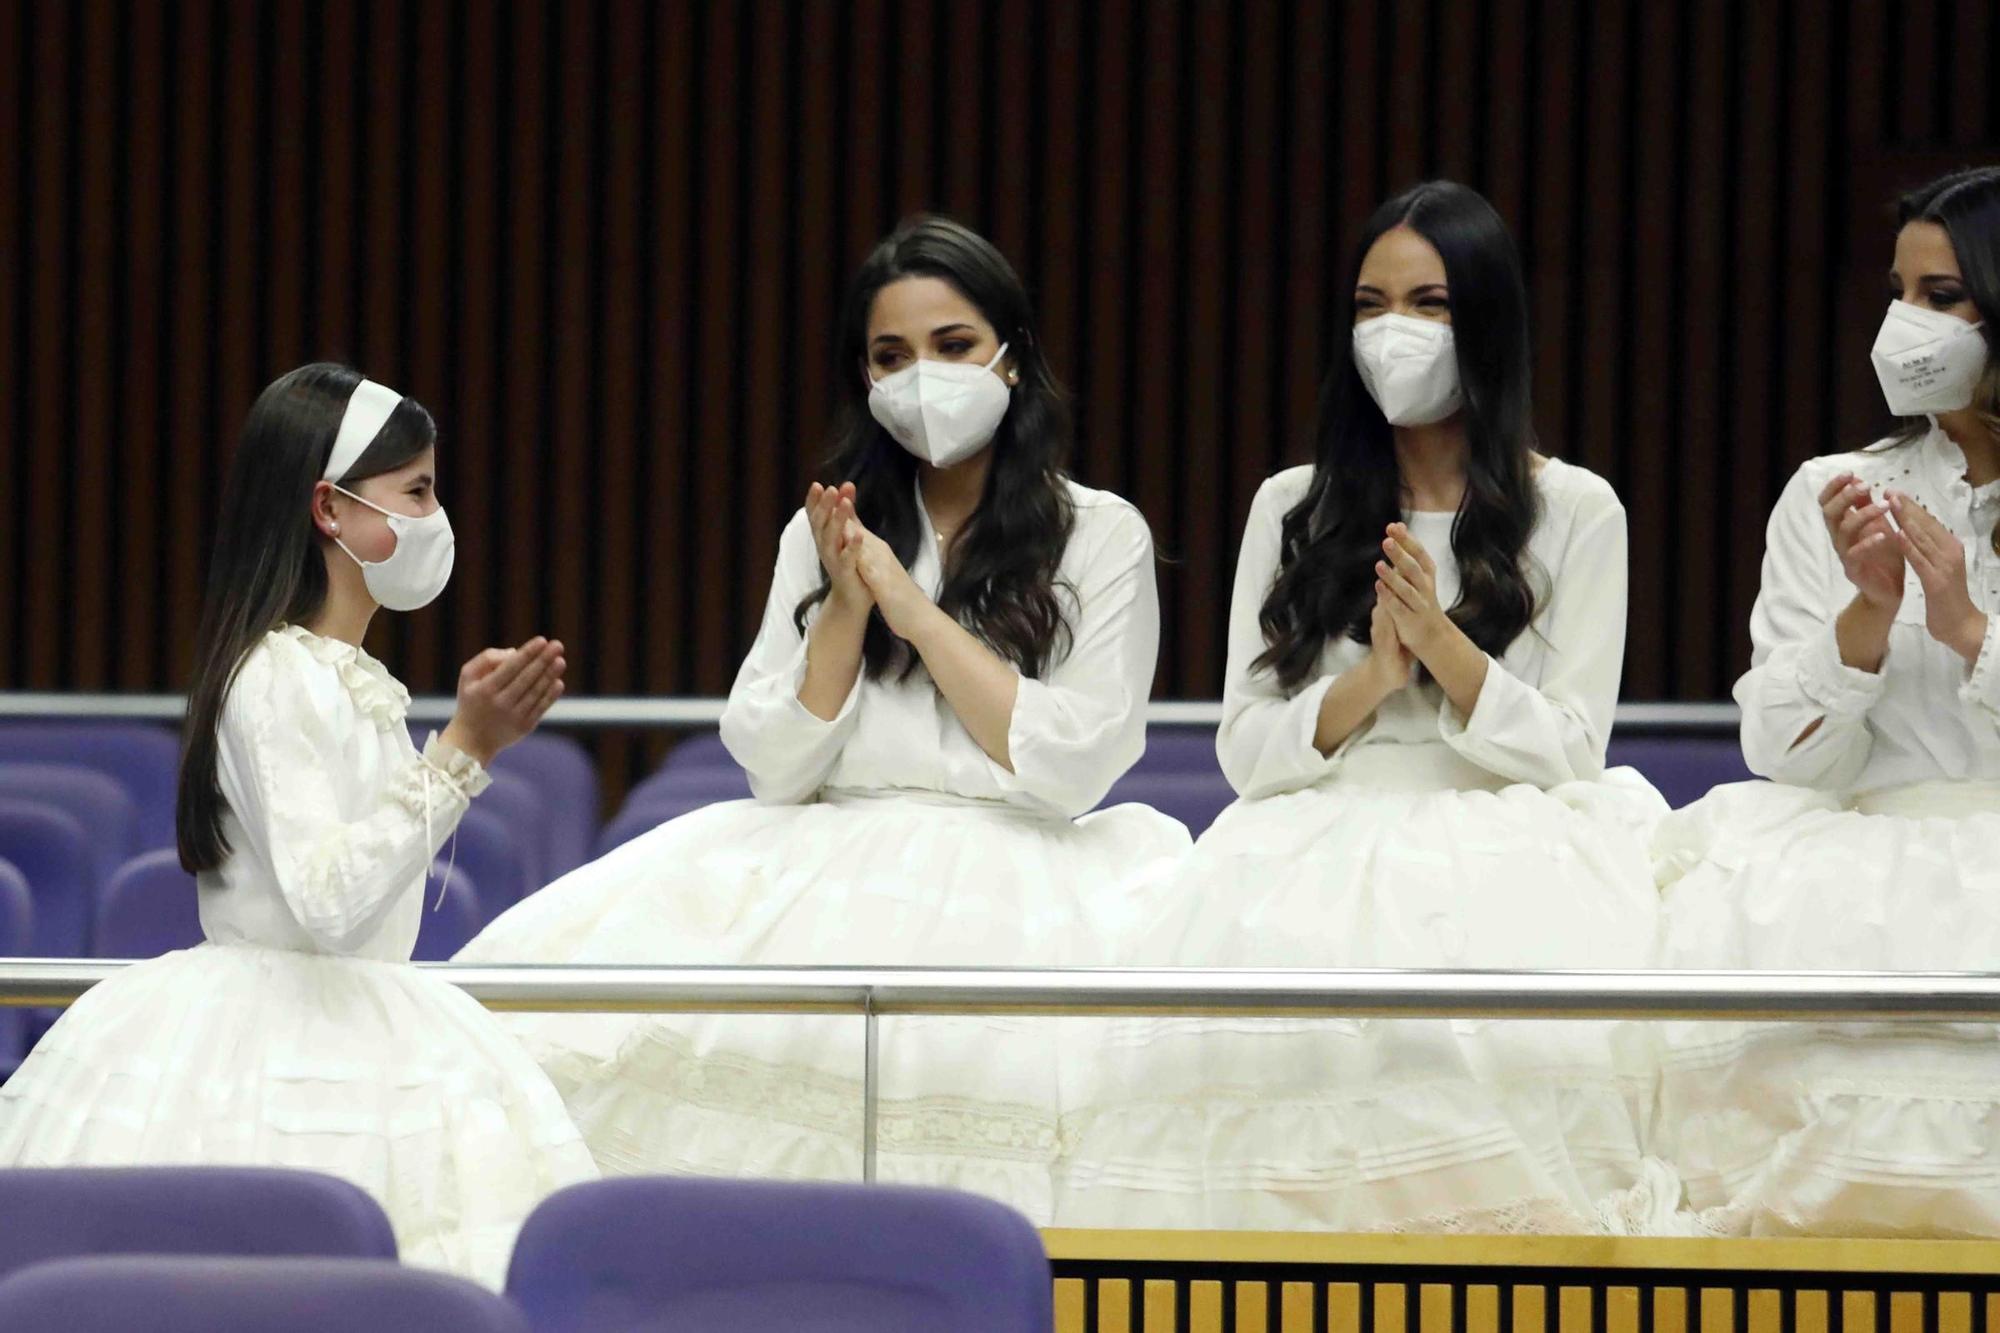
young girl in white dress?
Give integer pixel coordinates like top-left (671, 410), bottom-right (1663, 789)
top-left (0, 365), bottom-right (596, 1286)
top-left (1654, 167), bottom-right (2000, 1238)
top-left (458, 216), bottom-right (1189, 1221)
top-left (1057, 182), bottom-right (1672, 1235)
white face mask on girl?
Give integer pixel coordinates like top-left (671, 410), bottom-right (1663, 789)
top-left (1352, 314), bottom-right (1463, 426)
top-left (1870, 299), bottom-right (1990, 417)
top-left (331, 487), bottom-right (456, 612)
top-left (867, 343), bottom-right (1013, 468)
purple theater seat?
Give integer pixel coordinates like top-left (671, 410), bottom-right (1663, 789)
top-left (0, 722), bottom-right (181, 851)
top-left (1133, 727), bottom-right (1223, 776)
top-left (412, 865), bottom-right (485, 961)
top-left (92, 850), bottom-right (199, 959)
top-left (0, 765), bottom-right (139, 887)
top-left (1100, 770), bottom-right (1237, 835)
top-left (657, 729), bottom-right (735, 772)
top-left (0, 859), bottom-right (33, 1080)
top-left (488, 732), bottom-right (600, 879)
top-left (94, 852), bottom-right (481, 962)
top-left (0, 799), bottom-right (94, 958)
top-left (0, 1167), bottom-right (396, 1280)
top-left (444, 804), bottom-right (534, 917)
top-left (473, 771), bottom-right (548, 889)
top-left (0, 1256), bottom-right (528, 1333)
top-left (594, 783), bottom-right (747, 859)
top-left (626, 761), bottom-right (754, 810)
top-left (507, 1177), bottom-right (1052, 1333)
top-left (1606, 734), bottom-right (1754, 809)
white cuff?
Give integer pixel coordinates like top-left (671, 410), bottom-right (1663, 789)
top-left (421, 732), bottom-right (492, 800)
top-left (1795, 619), bottom-right (1889, 718)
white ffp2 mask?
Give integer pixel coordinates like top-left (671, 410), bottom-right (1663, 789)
top-left (1352, 314), bottom-right (1463, 426)
top-left (867, 343), bottom-right (1013, 468)
top-left (1870, 300), bottom-right (1990, 417)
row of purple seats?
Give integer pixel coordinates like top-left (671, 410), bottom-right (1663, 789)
top-left (626, 726), bottom-right (1758, 845)
top-left (93, 850), bottom-right (485, 963)
top-left (0, 1167), bottom-right (1051, 1331)
top-left (0, 1258), bottom-right (524, 1332)
top-left (0, 807), bottom-right (489, 963)
top-left (0, 723), bottom-right (180, 851)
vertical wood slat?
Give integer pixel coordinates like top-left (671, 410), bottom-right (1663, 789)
top-left (71, 0), bottom-right (119, 689)
top-left (403, 0), bottom-right (453, 688)
top-left (4, 1), bottom-right (1995, 711)
top-left (116, 0), bottom-right (167, 689)
top-left (454, 0), bottom-right (503, 665)
top-left (548, 0), bottom-right (596, 669)
top-left (161, 0), bottom-right (217, 684)
top-left (24, 0), bottom-right (74, 687)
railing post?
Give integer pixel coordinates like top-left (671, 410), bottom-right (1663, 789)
top-left (862, 988), bottom-right (880, 1184)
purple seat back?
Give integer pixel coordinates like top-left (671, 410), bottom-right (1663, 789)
top-left (507, 1177), bottom-right (1052, 1333)
top-left (446, 805), bottom-right (533, 916)
top-left (92, 849), bottom-right (200, 959)
top-left (412, 866), bottom-right (484, 962)
top-left (0, 1256), bottom-right (528, 1333)
top-left (0, 1167), bottom-right (397, 1280)
top-left (0, 799), bottom-right (93, 957)
top-left (594, 785), bottom-right (744, 859)
top-left (657, 730), bottom-right (736, 772)
top-left (473, 771), bottom-right (547, 888)
top-left (1099, 770), bottom-right (1236, 835)
top-left (0, 765), bottom-right (139, 886)
top-left (94, 853), bottom-right (481, 962)
top-left (1133, 727), bottom-right (1223, 776)
top-left (1605, 734), bottom-right (1753, 808)
top-left (0, 859), bottom-right (32, 1077)
top-left (626, 762), bottom-right (753, 810)
top-left (488, 732), bottom-right (599, 879)
top-left (0, 723), bottom-right (181, 851)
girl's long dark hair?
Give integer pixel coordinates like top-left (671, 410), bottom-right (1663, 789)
top-left (794, 214), bottom-right (1076, 680)
top-left (176, 363), bottom-right (437, 873)
top-left (1886, 167), bottom-right (2000, 453)
top-left (1256, 181), bottom-right (1542, 691)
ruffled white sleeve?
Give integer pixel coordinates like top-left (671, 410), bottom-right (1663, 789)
top-left (1216, 474), bottom-right (1352, 799)
top-left (719, 510), bottom-right (864, 804)
top-left (216, 645), bottom-right (488, 954)
top-left (1734, 462), bottom-right (1883, 788)
top-left (1437, 477), bottom-right (1626, 786)
top-left (991, 500), bottom-right (1160, 817)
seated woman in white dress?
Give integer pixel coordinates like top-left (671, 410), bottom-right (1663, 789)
top-left (458, 215), bottom-right (1189, 1222)
top-left (1056, 181), bottom-right (1670, 1235)
top-left (1655, 166), bottom-right (2000, 1238)
top-left (0, 364), bottom-right (597, 1287)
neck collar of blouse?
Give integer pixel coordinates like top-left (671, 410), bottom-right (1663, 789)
top-left (274, 624), bottom-right (411, 728)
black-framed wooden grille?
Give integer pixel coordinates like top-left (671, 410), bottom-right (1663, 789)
top-left (1043, 1233), bottom-right (2000, 1333)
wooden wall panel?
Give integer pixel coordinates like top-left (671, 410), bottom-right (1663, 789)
top-left (3, 0), bottom-right (1998, 722)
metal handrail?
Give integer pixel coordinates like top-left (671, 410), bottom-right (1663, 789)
top-left (0, 694), bottom-right (1742, 730)
top-left (0, 962), bottom-right (1986, 1182)
top-left (5, 961), bottom-right (1996, 1019)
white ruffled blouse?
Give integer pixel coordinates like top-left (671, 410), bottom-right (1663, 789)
top-left (719, 479), bottom-right (1160, 819)
top-left (197, 625), bottom-right (490, 961)
top-left (1736, 422), bottom-right (2000, 793)
top-left (1218, 459), bottom-right (1630, 798)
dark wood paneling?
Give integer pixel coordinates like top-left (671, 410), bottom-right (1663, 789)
top-left (4, 0), bottom-right (1997, 714)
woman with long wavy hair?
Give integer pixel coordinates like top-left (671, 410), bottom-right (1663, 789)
top-left (460, 215), bottom-right (1187, 1221)
top-left (1058, 181), bottom-right (1670, 1234)
top-left (1654, 166), bottom-right (2000, 1238)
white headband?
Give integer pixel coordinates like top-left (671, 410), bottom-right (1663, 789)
top-left (322, 378), bottom-right (405, 482)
